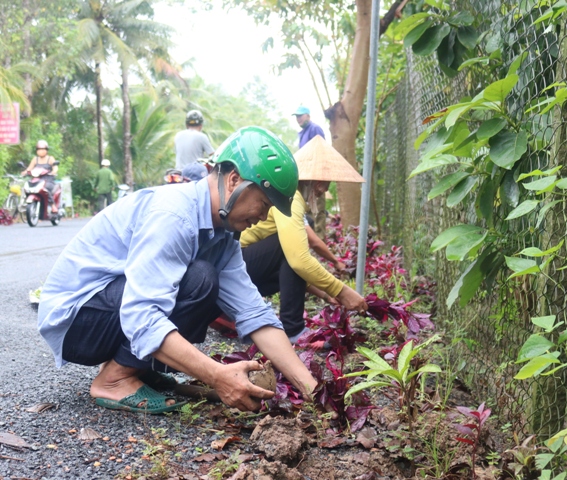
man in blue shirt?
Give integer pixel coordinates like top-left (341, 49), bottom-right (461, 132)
top-left (38, 127), bottom-right (317, 414)
top-left (292, 105), bottom-right (327, 239)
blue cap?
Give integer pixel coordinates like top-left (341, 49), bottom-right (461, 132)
top-left (182, 163), bottom-right (208, 182)
top-left (292, 106), bottom-right (310, 116)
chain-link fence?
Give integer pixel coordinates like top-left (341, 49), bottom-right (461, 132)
top-left (376, 1), bottom-right (567, 437)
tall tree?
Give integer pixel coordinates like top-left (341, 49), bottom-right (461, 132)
top-left (224, 0), bottom-right (409, 226)
top-left (74, 0), bottom-right (172, 185)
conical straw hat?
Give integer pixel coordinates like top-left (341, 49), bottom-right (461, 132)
top-left (293, 135), bottom-right (364, 183)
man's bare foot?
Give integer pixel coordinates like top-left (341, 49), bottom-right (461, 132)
top-left (90, 360), bottom-right (175, 407)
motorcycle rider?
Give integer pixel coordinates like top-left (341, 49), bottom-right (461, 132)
top-left (174, 110), bottom-right (215, 170)
top-left (21, 140), bottom-right (59, 214)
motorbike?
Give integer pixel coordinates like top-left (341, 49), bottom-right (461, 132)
top-left (18, 161), bottom-right (66, 227)
top-left (117, 184), bottom-right (132, 200)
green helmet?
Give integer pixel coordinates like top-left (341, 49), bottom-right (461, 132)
top-left (213, 126), bottom-right (298, 217)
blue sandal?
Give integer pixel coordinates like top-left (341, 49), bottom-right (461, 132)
top-left (95, 384), bottom-right (186, 414)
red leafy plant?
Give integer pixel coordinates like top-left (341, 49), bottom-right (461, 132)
top-left (211, 341), bottom-right (374, 434)
top-left (454, 403), bottom-right (492, 480)
top-left (365, 293), bottom-right (435, 341)
top-left (296, 305), bottom-right (366, 359)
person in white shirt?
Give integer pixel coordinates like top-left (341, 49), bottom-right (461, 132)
top-left (174, 110), bottom-right (215, 170)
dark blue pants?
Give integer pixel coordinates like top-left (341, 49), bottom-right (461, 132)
top-left (61, 260), bottom-right (221, 372)
top-left (241, 234), bottom-right (306, 338)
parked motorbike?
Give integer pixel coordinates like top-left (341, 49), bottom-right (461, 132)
top-left (117, 184), bottom-right (132, 200)
top-left (18, 161), bottom-right (66, 227)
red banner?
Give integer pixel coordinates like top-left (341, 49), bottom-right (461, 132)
top-left (0, 103), bottom-right (20, 145)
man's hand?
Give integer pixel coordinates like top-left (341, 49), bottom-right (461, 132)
top-left (211, 360), bottom-right (275, 411)
top-left (336, 285), bottom-right (368, 314)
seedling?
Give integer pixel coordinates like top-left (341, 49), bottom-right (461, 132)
top-left (345, 335), bottom-right (442, 433)
top-left (454, 403), bottom-right (492, 480)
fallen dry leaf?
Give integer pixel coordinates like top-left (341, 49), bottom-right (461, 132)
top-left (25, 402), bottom-right (58, 413)
top-left (319, 436), bottom-right (346, 448)
top-left (0, 432), bottom-right (31, 449)
top-left (356, 427), bottom-right (377, 449)
top-left (211, 436), bottom-right (241, 450)
top-left (78, 428), bottom-right (102, 441)
top-left (193, 452), bottom-right (221, 462)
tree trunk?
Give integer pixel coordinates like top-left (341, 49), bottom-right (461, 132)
top-left (121, 64), bottom-right (133, 187)
top-left (325, 0), bottom-right (371, 227)
top-left (324, 0), bottom-right (408, 227)
top-left (22, 0), bottom-right (32, 110)
top-left (95, 62), bottom-right (104, 165)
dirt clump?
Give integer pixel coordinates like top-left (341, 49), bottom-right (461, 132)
top-left (249, 415), bottom-right (309, 463)
top-left (228, 458), bottom-right (304, 480)
top-left (248, 360), bottom-right (277, 393)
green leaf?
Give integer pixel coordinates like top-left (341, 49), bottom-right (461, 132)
top-left (448, 11), bottom-right (474, 26)
top-left (457, 26), bottom-right (478, 49)
top-left (345, 380), bottom-right (390, 398)
top-left (428, 171), bottom-right (470, 199)
top-left (483, 75), bottom-right (519, 103)
top-left (412, 24), bottom-right (451, 56)
top-left (397, 341), bottom-right (414, 379)
top-left (446, 230), bottom-right (487, 261)
top-left (518, 166), bottom-right (562, 181)
top-left (505, 199), bottom-right (540, 220)
top-left (501, 171), bottom-right (520, 207)
top-left (536, 200), bottom-right (561, 228)
top-left (531, 315), bottom-right (557, 332)
top-left (446, 251), bottom-right (495, 308)
top-left (505, 256), bottom-right (539, 278)
top-left (356, 346), bottom-right (391, 369)
top-left (475, 177), bottom-right (495, 224)
top-left (519, 241), bottom-right (564, 257)
top-left (445, 104), bottom-right (472, 128)
top-left (517, 335), bottom-right (555, 362)
top-left (458, 56), bottom-right (489, 71)
top-left (446, 176), bottom-right (477, 207)
top-left (508, 52), bottom-right (529, 75)
top-left (408, 154), bottom-right (458, 179)
top-left (489, 130), bottom-right (528, 169)
top-left (523, 176), bottom-right (558, 193)
top-left (394, 12), bottom-right (431, 39)
top-left (514, 354), bottom-right (560, 379)
top-left (555, 178), bottom-right (567, 189)
top-left (476, 118), bottom-right (507, 140)
top-left (430, 224), bottom-right (484, 252)
top-left (404, 19), bottom-right (434, 47)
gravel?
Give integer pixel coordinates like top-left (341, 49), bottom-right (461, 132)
top-left (0, 272), bottom-right (243, 480)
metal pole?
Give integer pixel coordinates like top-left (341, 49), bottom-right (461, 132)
top-left (356, 0), bottom-right (382, 294)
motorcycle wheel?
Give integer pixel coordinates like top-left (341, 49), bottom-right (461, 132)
top-left (26, 201), bottom-right (40, 227)
top-left (2, 194), bottom-right (19, 218)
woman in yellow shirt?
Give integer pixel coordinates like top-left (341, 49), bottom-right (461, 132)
top-left (240, 136), bottom-right (368, 342)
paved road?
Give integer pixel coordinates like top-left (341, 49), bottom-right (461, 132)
top-left (0, 217), bottom-right (91, 290)
top-left (0, 216), bottom-right (230, 479)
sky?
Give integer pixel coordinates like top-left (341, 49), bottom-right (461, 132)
top-left (154, 1), bottom-right (334, 139)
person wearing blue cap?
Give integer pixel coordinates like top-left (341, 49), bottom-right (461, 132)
top-left (292, 106), bottom-right (326, 148)
top-left (182, 162), bottom-right (208, 182)
top-left (292, 105), bottom-right (326, 239)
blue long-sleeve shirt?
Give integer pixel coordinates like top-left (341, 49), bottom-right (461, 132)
top-left (38, 179), bottom-right (283, 368)
top-left (298, 121), bottom-right (325, 148)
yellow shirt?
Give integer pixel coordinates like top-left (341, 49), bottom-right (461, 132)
top-left (240, 191), bottom-right (343, 298)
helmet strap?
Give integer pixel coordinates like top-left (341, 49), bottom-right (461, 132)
top-left (217, 171), bottom-right (253, 229)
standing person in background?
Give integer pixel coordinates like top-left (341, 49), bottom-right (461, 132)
top-left (174, 110), bottom-right (215, 170)
top-left (292, 105), bottom-right (327, 240)
top-left (94, 159), bottom-right (116, 213)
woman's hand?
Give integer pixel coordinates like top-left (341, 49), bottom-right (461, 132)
top-left (336, 284), bottom-right (368, 315)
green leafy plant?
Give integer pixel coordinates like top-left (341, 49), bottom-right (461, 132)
top-left (344, 335), bottom-right (441, 432)
top-left (514, 314), bottom-right (566, 380)
top-left (207, 449), bottom-right (242, 480)
top-left (179, 399), bottom-right (207, 425)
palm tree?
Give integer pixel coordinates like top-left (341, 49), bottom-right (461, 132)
top-left (74, 0), bottom-right (173, 186)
